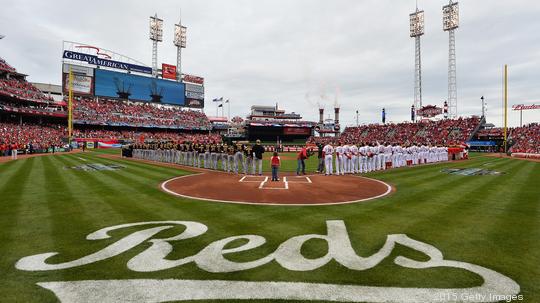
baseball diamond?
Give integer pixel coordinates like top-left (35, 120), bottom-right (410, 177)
top-left (1, 1), bottom-right (540, 303)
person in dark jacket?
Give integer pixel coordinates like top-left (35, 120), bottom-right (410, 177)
top-left (252, 139), bottom-right (265, 176)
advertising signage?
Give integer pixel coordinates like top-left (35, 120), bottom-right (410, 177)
top-left (94, 69), bottom-right (185, 105)
top-left (162, 64), bottom-right (177, 80)
top-left (63, 50), bottom-right (152, 74)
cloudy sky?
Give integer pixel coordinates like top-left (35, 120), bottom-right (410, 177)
top-left (1, 0), bottom-right (539, 127)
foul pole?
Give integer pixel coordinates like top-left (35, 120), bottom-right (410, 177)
top-left (68, 67), bottom-right (73, 140)
top-left (503, 64), bottom-right (508, 153)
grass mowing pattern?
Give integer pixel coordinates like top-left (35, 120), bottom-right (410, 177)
top-left (0, 150), bottom-right (538, 302)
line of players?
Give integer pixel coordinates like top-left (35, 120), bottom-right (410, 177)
top-left (321, 142), bottom-right (449, 175)
top-left (131, 141), bottom-right (265, 175)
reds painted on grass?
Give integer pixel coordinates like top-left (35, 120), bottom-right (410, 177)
top-left (17, 220), bottom-right (520, 302)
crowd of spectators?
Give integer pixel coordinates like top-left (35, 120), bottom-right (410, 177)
top-left (0, 100), bottom-right (66, 116)
top-left (0, 78), bottom-right (54, 103)
top-left (509, 123), bottom-right (540, 153)
top-left (0, 57), bottom-right (16, 73)
top-left (0, 122), bottom-right (66, 153)
top-left (73, 97), bottom-right (212, 129)
top-left (308, 117), bottom-right (481, 147)
top-left (73, 128), bottom-right (222, 143)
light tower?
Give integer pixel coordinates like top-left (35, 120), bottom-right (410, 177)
top-left (174, 19), bottom-right (187, 82)
top-left (409, 5), bottom-right (425, 120)
top-left (443, 1), bottom-right (459, 118)
top-left (149, 14), bottom-right (163, 77)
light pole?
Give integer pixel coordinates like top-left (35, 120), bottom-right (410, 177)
top-left (443, 0), bottom-right (459, 118)
top-left (410, 6), bottom-right (425, 119)
top-left (174, 20), bottom-right (187, 81)
top-left (149, 14), bottom-right (163, 78)
top-left (480, 96), bottom-right (485, 117)
top-left (355, 110), bottom-right (359, 127)
top-left (225, 99), bottom-right (230, 122)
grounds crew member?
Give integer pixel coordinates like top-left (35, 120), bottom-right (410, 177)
top-left (252, 139), bottom-right (265, 176)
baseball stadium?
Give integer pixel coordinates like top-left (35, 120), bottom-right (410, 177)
top-left (1, 1), bottom-right (539, 302)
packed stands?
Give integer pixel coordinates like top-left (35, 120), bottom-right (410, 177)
top-left (73, 97), bottom-right (211, 130)
top-left (510, 123), bottom-right (540, 153)
top-left (73, 128), bottom-right (222, 143)
top-left (0, 78), bottom-right (55, 103)
top-left (308, 117), bottom-right (481, 146)
top-left (0, 122), bottom-right (66, 151)
top-left (0, 57), bottom-right (16, 73)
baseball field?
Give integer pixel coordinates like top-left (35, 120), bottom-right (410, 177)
top-left (0, 150), bottom-right (538, 302)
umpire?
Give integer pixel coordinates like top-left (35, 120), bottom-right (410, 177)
top-left (252, 139), bottom-right (265, 176)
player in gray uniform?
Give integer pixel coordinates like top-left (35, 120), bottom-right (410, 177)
top-left (210, 143), bottom-right (219, 170)
top-left (243, 144), bottom-right (254, 175)
top-left (233, 143), bottom-right (244, 174)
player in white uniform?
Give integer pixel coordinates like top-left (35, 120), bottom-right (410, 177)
top-left (342, 144), bottom-right (351, 174)
top-left (377, 143), bottom-right (385, 170)
top-left (335, 144), bottom-right (343, 175)
top-left (350, 144), bottom-right (358, 174)
top-left (323, 143), bottom-right (334, 175)
top-left (384, 144), bottom-right (393, 169)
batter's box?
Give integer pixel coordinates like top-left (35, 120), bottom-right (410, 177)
top-left (239, 176), bottom-right (267, 183)
top-left (260, 179), bottom-right (288, 190)
top-left (283, 176), bottom-right (313, 184)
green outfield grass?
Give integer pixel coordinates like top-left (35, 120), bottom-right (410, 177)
top-left (0, 150), bottom-right (538, 302)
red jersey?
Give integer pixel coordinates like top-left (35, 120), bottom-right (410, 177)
top-left (271, 156), bottom-right (280, 167)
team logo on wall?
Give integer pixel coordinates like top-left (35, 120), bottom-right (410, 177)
top-left (417, 105), bottom-right (443, 118)
top-left (16, 220), bottom-right (520, 302)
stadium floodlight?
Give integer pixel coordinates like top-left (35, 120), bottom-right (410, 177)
top-left (409, 10), bottom-right (424, 37)
top-left (174, 22), bottom-right (187, 81)
top-left (174, 24), bottom-right (186, 48)
top-left (149, 15), bottom-right (163, 42)
top-left (410, 8), bottom-right (424, 120)
top-left (149, 14), bottom-right (163, 77)
top-left (444, 1), bottom-right (459, 119)
top-left (443, 1), bottom-right (459, 31)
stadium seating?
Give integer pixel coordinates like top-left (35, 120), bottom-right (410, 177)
top-left (510, 123), bottom-right (540, 153)
top-left (73, 97), bottom-right (211, 130)
top-left (0, 78), bottom-right (54, 103)
top-left (73, 128), bottom-right (222, 143)
top-left (0, 57), bottom-right (16, 73)
top-left (308, 117), bottom-right (481, 146)
top-left (0, 122), bottom-right (66, 151)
